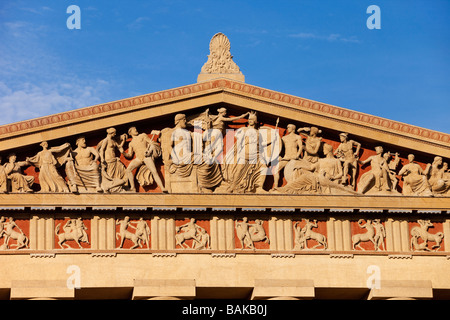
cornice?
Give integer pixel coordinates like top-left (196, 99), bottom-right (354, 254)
top-left (0, 193), bottom-right (448, 212)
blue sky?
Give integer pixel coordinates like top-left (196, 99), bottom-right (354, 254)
top-left (0, 0), bottom-right (449, 133)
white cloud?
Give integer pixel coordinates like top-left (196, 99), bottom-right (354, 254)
top-left (0, 19), bottom-right (113, 126)
top-left (0, 80), bottom-right (110, 125)
top-left (289, 32), bottom-right (360, 43)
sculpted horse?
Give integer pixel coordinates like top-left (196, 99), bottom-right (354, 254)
top-left (55, 220), bottom-right (89, 249)
top-left (2, 221), bottom-right (29, 249)
top-left (352, 219), bottom-right (376, 250)
top-left (175, 218), bottom-right (202, 249)
top-left (410, 219), bottom-right (444, 251)
top-left (294, 219), bottom-right (327, 250)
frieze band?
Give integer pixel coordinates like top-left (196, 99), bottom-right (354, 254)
top-left (0, 214), bottom-right (446, 253)
top-left (0, 109), bottom-right (449, 197)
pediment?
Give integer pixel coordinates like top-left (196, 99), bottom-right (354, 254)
top-left (0, 78), bottom-right (450, 207)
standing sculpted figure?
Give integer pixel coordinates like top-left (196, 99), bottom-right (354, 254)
top-left (97, 128), bottom-right (128, 192)
top-left (334, 133), bottom-right (361, 189)
top-left (357, 146), bottom-right (391, 194)
top-left (65, 137), bottom-right (102, 193)
top-left (26, 141), bottom-right (71, 193)
top-left (122, 127), bottom-right (167, 193)
top-left (134, 218), bottom-right (151, 249)
top-left (224, 112), bottom-right (274, 193)
top-left (272, 124), bottom-right (303, 190)
top-left (4, 153), bottom-right (34, 193)
top-left (235, 217), bottom-right (255, 249)
top-left (0, 157), bottom-right (6, 193)
top-left (398, 154), bottom-right (432, 196)
top-left (373, 219), bottom-right (386, 251)
top-left (383, 151), bottom-right (400, 192)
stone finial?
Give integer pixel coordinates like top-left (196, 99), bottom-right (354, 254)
top-left (197, 33), bottom-right (245, 83)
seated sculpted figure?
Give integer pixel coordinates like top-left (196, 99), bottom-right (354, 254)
top-left (424, 156), bottom-right (450, 195)
top-left (4, 153), bottom-right (34, 193)
top-left (398, 154), bottom-right (432, 196)
top-left (65, 137), bottom-right (102, 193)
top-left (161, 114), bottom-right (223, 193)
top-left (276, 143), bottom-right (357, 195)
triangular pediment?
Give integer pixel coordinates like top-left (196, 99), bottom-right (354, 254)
top-left (0, 78), bottom-right (448, 155)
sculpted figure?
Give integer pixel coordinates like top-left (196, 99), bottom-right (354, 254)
top-left (398, 154), bottom-right (432, 196)
top-left (0, 217), bottom-right (29, 250)
top-left (373, 219), bottom-right (386, 251)
top-left (0, 157), bottom-right (9, 193)
top-left (235, 217), bottom-right (269, 249)
top-left (424, 156), bottom-right (450, 195)
top-left (352, 219), bottom-right (378, 251)
top-left (410, 220), bottom-right (444, 251)
top-left (175, 218), bottom-right (205, 249)
top-left (298, 126), bottom-right (322, 163)
top-left (272, 124), bottom-right (303, 190)
top-left (293, 219), bottom-right (327, 250)
top-left (134, 218), bottom-right (151, 249)
top-left (122, 127), bottom-right (167, 193)
top-left (161, 114), bottom-right (194, 178)
top-left (357, 146), bottom-right (391, 194)
top-left (193, 228), bottom-right (210, 250)
top-left (161, 114), bottom-right (223, 193)
top-left (97, 128), bottom-right (128, 192)
top-left (209, 108), bottom-right (249, 134)
top-left (4, 153), bottom-right (34, 193)
top-left (334, 133), bottom-right (361, 189)
top-left (116, 216), bottom-right (149, 249)
top-left (55, 218), bottom-right (89, 249)
top-left (223, 112), bottom-right (274, 193)
top-left (65, 137), bottom-right (102, 193)
top-left (383, 151), bottom-right (400, 192)
top-left (276, 144), bottom-right (356, 195)
top-left (26, 141), bottom-right (71, 193)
